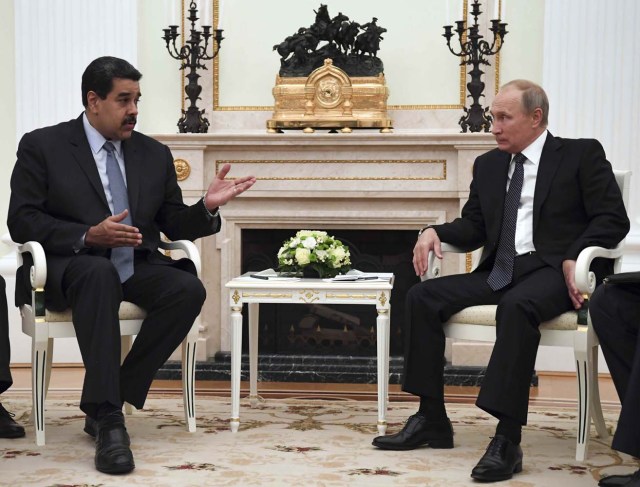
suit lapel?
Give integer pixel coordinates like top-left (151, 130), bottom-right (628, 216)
top-left (122, 137), bottom-right (141, 222)
top-left (69, 116), bottom-right (110, 212)
top-left (532, 133), bottom-right (562, 231)
top-left (488, 152), bottom-right (512, 242)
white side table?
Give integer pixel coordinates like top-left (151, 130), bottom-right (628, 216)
top-left (225, 272), bottom-right (394, 434)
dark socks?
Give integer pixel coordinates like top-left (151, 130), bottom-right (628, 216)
top-left (496, 416), bottom-right (522, 445)
top-left (96, 402), bottom-right (122, 421)
top-left (418, 396), bottom-right (448, 422)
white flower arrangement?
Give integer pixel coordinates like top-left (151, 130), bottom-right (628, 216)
top-left (277, 230), bottom-right (351, 278)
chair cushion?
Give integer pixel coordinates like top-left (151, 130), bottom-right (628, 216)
top-left (447, 305), bottom-right (579, 331)
top-left (45, 301), bottom-right (146, 322)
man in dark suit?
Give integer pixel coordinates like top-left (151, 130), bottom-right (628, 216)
top-left (372, 79), bottom-right (630, 482)
top-left (0, 276), bottom-right (25, 439)
top-left (7, 56), bottom-right (255, 474)
top-left (590, 283), bottom-right (640, 487)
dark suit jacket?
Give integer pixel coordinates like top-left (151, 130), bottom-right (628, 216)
top-left (8, 115), bottom-right (220, 310)
top-left (433, 133), bottom-right (630, 280)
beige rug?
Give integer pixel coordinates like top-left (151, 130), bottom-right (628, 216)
top-left (0, 393), bottom-right (638, 486)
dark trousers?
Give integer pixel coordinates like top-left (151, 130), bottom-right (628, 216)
top-left (0, 276), bottom-right (12, 395)
top-left (590, 283), bottom-right (640, 458)
top-left (402, 253), bottom-right (573, 425)
top-left (62, 254), bottom-right (205, 419)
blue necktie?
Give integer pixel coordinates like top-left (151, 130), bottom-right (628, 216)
top-left (486, 153), bottom-right (526, 291)
top-left (103, 141), bottom-right (134, 282)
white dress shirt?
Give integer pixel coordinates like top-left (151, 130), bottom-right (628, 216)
top-left (82, 113), bottom-right (128, 216)
top-left (506, 129), bottom-right (548, 255)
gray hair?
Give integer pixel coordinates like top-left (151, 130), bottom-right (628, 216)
top-left (501, 79), bottom-right (549, 127)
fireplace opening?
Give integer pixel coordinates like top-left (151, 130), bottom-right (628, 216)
top-left (241, 229), bottom-right (420, 357)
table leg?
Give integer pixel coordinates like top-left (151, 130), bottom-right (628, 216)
top-left (249, 303), bottom-right (260, 407)
top-left (376, 307), bottom-right (390, 435)
top-left (385, 304), bottom-right (391, 409)
top-left (230, 305), bottom-right (243, 433)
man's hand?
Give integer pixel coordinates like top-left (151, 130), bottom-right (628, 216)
top-left (562, 259), bottom-right (584, 309)
top-left (84, 210), bottom-right (142, 248)
top-left (203, 163), bottom-right (256, 211)
top-left (413, 228), bottom-right (442, 276)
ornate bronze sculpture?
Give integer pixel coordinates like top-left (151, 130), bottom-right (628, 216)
top-left (273, 6), bottom-right (386, 78)
top-left (268, 5), bottom-right (392, 133)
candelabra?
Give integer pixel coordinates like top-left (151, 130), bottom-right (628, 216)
top-left (162, 1), bottom-right (224, 133)
top-left (443, 0), bottom-right (507, 133)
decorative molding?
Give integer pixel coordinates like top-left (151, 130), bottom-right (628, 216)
top-left (214, 159), bottom-right (447, 181)
top-left (173, 158), bottom-right (191, 181)
top-left (210, 0), bottom-right (470, 111)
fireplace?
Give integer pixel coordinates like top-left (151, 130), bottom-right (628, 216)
top-left (153, 130), bottom-right (498, 385)
top-left (240, 229), bottom-right (420, 357)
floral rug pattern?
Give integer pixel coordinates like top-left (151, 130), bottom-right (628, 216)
top-left (0, 393), bottom-right (638, 486)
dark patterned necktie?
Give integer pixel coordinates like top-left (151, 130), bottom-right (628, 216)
top-left (103, 141), bottom-right (134, 282)
top-left (486, 153), bottom-right (526, 291)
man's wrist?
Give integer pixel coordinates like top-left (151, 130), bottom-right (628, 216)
top-left (202, 195), bottom-right (219, 218)
top-left (418, 225), bottom-right (435, 237)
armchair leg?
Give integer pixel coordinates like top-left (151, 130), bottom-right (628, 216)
top-left (44, 338), bottom-right (54, 401)
top-left (32, 337), bottom-right (48, 446)
top-left (574, 357), bottom-right (590, 461)
top-left (182, 330), bottom-right (197, 432)
top-left (589, 345), bottom-right (609, 440)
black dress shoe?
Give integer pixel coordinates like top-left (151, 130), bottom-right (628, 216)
top-left (0, 403), bottom-right (25, 439)
top-left (471, 435), bottom-right (523, 482)
top-left (627, 469), bottom-right (640, 487)
top-left (84, 415), bottom-right (97, 437)
top-left (599, 469), bottom-right (640, 487)
top-left (94, 411), bottom-right (134, 475)
top-left (372, 413), bottom-right (454, 450)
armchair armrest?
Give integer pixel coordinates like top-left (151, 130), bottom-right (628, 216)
top-left (574, 243), bottom-right (625, 295)
top-left (425, 243), bottom-right (467, 280)
top-left (159, 240), bottom-right (202, 279)
top-left (425, 240), bottom-right (625, 297)
top-left (16, 241), bottom-right (48, 290)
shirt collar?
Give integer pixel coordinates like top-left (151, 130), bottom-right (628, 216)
top-left (517, 129), bottom-right (548, 166)
top-left (82, 112), bottom-right (123, 156)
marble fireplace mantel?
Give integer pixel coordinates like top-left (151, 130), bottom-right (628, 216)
top-left (153, 130), bottom-right (497, 362)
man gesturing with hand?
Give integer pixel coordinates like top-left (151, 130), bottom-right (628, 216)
top-left (8, 56), bottom-right (255, 475)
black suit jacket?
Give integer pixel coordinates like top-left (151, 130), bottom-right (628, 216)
top-left (433, 133), bottom-right (630, 280)
top-left (8, 115), bottom-right (220, 310)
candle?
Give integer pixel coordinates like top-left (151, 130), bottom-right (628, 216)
top-left (217, 0), bottom-right (224, 30)
top-left (501, 0), bottom-right (506, 22)
top-left (445, 0), bottom-right (450, 25)
top-left (458, 0), bottom-right (463, 22)
top-left (201, 0), bottom-right (211, 27)
top-left (167, 0), bottom-right (178, 25)
top-left (494, 0), bottom-right (499, 20)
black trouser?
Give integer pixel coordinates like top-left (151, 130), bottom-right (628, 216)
top-left (62, 254), bottom-right (205, 419)
top-left (402, 253), bottom-right (572, 425)
top-left (590, 283), bottom-right (640, 458)
top-left (0, 276), bottom-right (12, 395)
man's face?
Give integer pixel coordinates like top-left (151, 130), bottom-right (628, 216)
top-left (490, 87), bottom-right (542, 154)
top-left (86, 78), bottom-right (140, 141)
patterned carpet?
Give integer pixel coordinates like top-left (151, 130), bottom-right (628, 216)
top-left (0, 393), bottom-right (638, 486)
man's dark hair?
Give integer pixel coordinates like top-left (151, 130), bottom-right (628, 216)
top-left (81, 56), bottom-right (142, 107)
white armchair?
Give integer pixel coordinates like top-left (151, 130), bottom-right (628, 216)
top-left (424, 169), bottom-right (630, 461)
top-left (16, 239), bottom-right (201, 446)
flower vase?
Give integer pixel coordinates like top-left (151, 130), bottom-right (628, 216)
top-left (302, 266), bottom-right (321, 279)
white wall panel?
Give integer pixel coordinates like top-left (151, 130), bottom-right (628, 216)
top-left (15, 0), bottom-right (138, 141)
top-left (543, 0), bottom-right (640, 250)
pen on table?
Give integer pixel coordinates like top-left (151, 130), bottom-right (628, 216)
top-left (336, 276), bottom-right (379, 281)
top-left (250, 274), bottom-right (270, 280)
